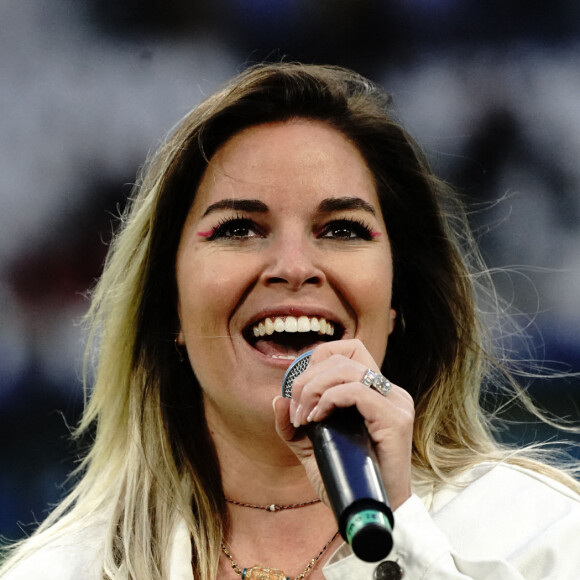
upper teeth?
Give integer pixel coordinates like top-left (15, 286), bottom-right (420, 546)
top-left (252, 316), bottom-right (335, 338)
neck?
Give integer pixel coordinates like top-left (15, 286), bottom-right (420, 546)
top-left (207, 403), bottom-right (315, 504)
top-left (205, 399), bottom-right (339, 579)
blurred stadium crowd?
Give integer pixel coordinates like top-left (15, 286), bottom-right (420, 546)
top-left (1, 0), bottom-right (580, 541)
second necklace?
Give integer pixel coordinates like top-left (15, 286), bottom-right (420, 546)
top-left (225, 497), bottom-right (321, 512)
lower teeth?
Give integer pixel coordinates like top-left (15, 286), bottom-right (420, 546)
top-left (270, 354), bottom-right (297, 360)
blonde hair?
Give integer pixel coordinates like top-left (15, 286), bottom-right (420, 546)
top-left (2, 62), bottom-right (578, 579)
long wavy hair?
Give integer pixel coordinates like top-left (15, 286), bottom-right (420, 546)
top-left (2, 62), bottom-right (578, 579)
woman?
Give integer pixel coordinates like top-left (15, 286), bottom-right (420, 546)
top-left (1, 62), bottom-right (579, 580)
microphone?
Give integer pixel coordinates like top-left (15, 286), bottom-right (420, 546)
top-left (282, 351), bottom-right (394, 562)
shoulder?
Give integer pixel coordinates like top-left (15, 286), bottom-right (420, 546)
top-left (426, 460), bottom-right (580, 528)
top-left (431, 461), bottom-right (580, 513)
top-left (0, 522), bottom-right (106, 580)
top-left (382, 462), bottom-right (580, 578)
top-left (426, 461), bottom-right (580, 555)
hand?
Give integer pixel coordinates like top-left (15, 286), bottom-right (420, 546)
top-left (273, 339), bottom-right (415, 511)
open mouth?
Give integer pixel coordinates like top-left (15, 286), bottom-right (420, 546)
top-left (243, 315), bottom-right (344, 360)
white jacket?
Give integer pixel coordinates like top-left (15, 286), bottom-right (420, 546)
top-left (3, 463), bottom-right (579, 579)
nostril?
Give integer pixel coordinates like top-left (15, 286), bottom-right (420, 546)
top-left (265, 275), bottom-right (323, 289)
top-left (264, 271), bottom-right (324, 288)
top-left (262, 245), bottom-right (325, 288)
top-left (304, 275), bottom-right (322, 285)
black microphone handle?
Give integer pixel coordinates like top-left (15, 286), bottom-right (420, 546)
top-left (282, 352), bottom-right (394, 562)
top-left (307, 408), bottom-right (394, 562)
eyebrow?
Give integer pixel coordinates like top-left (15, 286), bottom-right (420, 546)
top-left (202, 199), bottom-right (269, 217)
top-left (317, 197), bottom-right (377, 216)
top-left (202, 196), bottom-right (377, 217)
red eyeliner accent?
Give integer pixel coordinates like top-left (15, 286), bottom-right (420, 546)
top-left (197, 229), bottom-right (215, 238)
top-left (370, 231), bottom-right (382, 237)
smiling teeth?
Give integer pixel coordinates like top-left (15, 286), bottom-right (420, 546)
top-left (252, 316), bottom-right (335, 338)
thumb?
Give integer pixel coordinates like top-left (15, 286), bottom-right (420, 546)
top-left (272, 395), bottom-right (296, 442)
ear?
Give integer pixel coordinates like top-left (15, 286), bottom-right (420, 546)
top-left (176, 300), bottom-right (185, 345)
top-left (388, 308), bottom-right (397, 335)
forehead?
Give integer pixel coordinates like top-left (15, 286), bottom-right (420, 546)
top-left (191, 120), bottom-right (379, 214)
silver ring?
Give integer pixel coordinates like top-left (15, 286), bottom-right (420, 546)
top-left (361, 368), bottom-right (392, 397)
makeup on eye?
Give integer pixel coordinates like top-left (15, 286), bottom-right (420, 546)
top-left (316, 217), bottom-right (379, 241)
top-left (200, 215), bottom-right (265, 241)
top-left (197, 215), bottom-right (380, 242)
top-left (195, 195), bottom-right (384, 242)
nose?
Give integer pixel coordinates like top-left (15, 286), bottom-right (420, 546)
top-left (261, 231), bottom-right (325, 290)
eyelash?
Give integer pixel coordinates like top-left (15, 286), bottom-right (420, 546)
top-left (317, 218), bottom-right (374, 241)
top-left (207, 215), bottom-right (263, 241)
top-left (206, 216), bottom-right (375, 242)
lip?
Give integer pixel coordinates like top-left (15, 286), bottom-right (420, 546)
top-left (241, 305), bottom-right (349, 342)
top-left (243, 305), bottom-right (347, 330)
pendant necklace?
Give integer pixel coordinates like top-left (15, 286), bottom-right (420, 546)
top-left (223, 496), bottom-right (337, 579)
top-left (221, 530), bottom-right (339, 580)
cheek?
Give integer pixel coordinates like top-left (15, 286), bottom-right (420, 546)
top-left (176, 252), bottom-right (255, 337)
top-left (178, 272), bottom-right (227, 336)
top-left (347, 253), bottom-right (394, 355)
top-left (176, 265), bottom-right (238, 387)
top-left (350, 253), bottom-right (393, 302)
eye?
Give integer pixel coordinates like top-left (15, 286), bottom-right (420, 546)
top-left (208, 217), bottom-right (264, 241)
top-left (318, 218), bottom-right (374, 241)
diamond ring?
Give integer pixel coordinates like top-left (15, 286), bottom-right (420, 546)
top-left (361, 368), bottom-right (392, 397)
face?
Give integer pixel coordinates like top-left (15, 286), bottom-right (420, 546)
top-left (176, 120), bottom-right (396, 425)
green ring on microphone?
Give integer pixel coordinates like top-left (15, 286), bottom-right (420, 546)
top-left (346, 510), bottom-right (392, 543)
top-left (346, 509), bottom-right (393, 561)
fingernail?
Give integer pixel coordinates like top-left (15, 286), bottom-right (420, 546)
top-left (307, 404), bottom-right (319, 423)
top-left (292, 404), bottom-right (303, 428)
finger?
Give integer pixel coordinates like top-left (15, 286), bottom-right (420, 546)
top-left (290, 358), bottom-right (381, 425)
top-left (291, 356), bottom-right (364, 397)
top-left (306, 381), bottom-right (406, 425)
top-left (295, 339), bottom-right (382, 399)
top-left (308, 338), bottom-right (378, 369)
top-left (289, 350), bottom-right (368, 400)
top-left (273, 395), bottom-right (296, 442)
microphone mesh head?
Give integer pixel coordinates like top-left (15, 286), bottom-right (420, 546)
top-left (281, 351), bottom-right (312, 398)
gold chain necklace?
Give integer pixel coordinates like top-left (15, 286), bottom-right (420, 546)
top-left (225, 497), bottom-right (321, 512)
top-left (221, 530), bottom-right (339, 580)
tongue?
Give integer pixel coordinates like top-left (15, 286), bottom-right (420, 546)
top-left (252, 335), bottom-right (328, 357)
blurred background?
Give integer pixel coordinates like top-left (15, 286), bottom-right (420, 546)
top-left (1, 0), bottom-right (579, 542)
